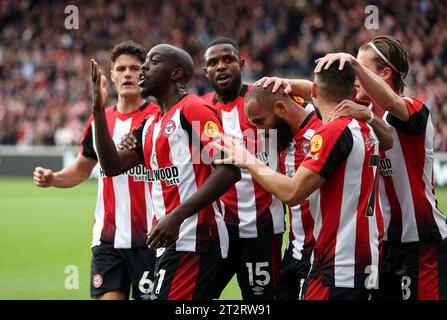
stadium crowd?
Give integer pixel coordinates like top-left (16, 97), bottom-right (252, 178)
top-left (1, 0), bottom-right (446, 149)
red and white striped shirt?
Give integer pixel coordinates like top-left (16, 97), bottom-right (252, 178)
top-left (379, 96), bottom-right (447, 243)
top-left (301, 117), bottom-right (384, 288)
top-left (80, 101), bottom-right (160, 249)
top-left (136, 94), bottom-right (229, 258)
top-left (202, 85), bottom-right (284, 238)
top-left (279, 111), bottom-right (321, 261)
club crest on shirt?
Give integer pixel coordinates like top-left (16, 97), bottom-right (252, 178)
top-left (204, 121), bottom-right (219, 138)
top-left (310, 134), bottom-right (323, 153)
top-left (301, 141), bottom-right (310, 155)
top-left (92, 274), bottom-right (103, 288)
top-left (163, 120), bottom-right (176, 137)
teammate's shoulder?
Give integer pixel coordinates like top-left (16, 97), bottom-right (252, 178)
top-left (401, 95), bottom-right (427, 115)
top-left (142, 100), bottom-right (161, 115)
top-left (319, 117), bottom-right (352, 134)
top-left (402, 96), bottom-right (424, 103)
top-left (179, 94), bottom-right (215, 114)
top-left (181, 93), bottom-right (211, 108)
top-left (402, 96), bottom-right (424, 107)
top-left (307, 111), bottom-right (323, 129)
top-left (104, 105), bottom-right (117, 114)
top-left (330, 117), bottom-right (353, 126)
top-left (201, 91), bottom-right (215, 103)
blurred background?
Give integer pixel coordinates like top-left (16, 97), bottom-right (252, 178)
top-left (1, 0), bottom-right (447, 299)
top-left (1, 0), bottom-right (447, 148)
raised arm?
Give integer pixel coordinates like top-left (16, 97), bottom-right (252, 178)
top-left (213, 135), bottom-right (325, 207)
top-left (90, 59), bottom-right (142, 176)
top-left (315, 53), bottom-right (408, 121)
top-left (255, 77), bottom-right (313, 101)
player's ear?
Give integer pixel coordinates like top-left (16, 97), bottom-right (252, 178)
top-left (171, 67), bottom-right (184, 81)
top-left (203, 66), bottom-right (209, 79)
top-left (110, 68), bottom-right (116, 83)
top-left (239, 57), bottom-right (245, 71)
top-left (273, 100), bottom-right (287, 116)
top-left (382, 67), bottom-right (392, 82)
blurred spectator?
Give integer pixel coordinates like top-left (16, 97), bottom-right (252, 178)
top-left (0, 0), bottom-right (446, 149)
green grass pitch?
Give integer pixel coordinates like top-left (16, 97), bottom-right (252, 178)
top-left (1, 177), bottom-right (447, 300)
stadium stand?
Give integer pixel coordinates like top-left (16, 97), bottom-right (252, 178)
top-left (0, 0), bottom-right (446, 150)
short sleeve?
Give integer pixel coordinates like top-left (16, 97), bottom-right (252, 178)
top-left (180, 99), bottom-right (224, 164)
top-left (301, 120), bottom-right (353, 180)
top-left (79, 115), bottom-right (97, 160)
top-left (386, 96), bottom-right (429, 136)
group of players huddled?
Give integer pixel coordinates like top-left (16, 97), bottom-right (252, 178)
top-left (33, 35), bottom-right (447, 300)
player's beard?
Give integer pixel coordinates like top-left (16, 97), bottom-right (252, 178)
top-left (273, 116), bottom-right (294, 152)
top-left (140, 85), bottom-right (151, 99)
top-left (140, 80), bottom-right (158, 99)
top-left (210, 74), bottom-right (242, 101)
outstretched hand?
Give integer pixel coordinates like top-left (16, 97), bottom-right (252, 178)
top-left (90, 59), bottom-right (108, 112)
top-left (212, 134), bottom-right (256, 169)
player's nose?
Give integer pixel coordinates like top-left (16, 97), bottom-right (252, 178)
top-left (216, 59), bottom-right (227, 70)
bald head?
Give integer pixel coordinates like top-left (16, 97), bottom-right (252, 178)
top-left (151, 44), bottom-right (194, 85)
top-left (245, 83), bottom-right (294, 114)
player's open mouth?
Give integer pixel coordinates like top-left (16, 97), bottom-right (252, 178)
top-left (123, 81), bottom-right (134, 86)
top-left (138, 74), bottom-right (147, 87)
top-left (216, 73), bottom-right (231, 86)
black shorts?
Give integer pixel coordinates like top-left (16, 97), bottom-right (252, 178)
top-left (372, 239), bottom-right (447, 300)
top-left (90, 243), bottom-right (156, 300)
top-left (213, 232), bottom-right (283, 300)
top-left (151, 248), bottom-right (223, 300)
top-left (275, 244), bottom-right (311, 300)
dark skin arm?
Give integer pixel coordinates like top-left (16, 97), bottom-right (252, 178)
top-left (147, 163), bottom-right (241, 249)
top-left (91, 59), bottom-right (142, 176)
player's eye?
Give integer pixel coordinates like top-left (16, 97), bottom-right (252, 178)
top-left (151, 59), bottom-right (159, 65)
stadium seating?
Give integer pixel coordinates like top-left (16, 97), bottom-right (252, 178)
top-left (1, 0), bottom-right (446, 149)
